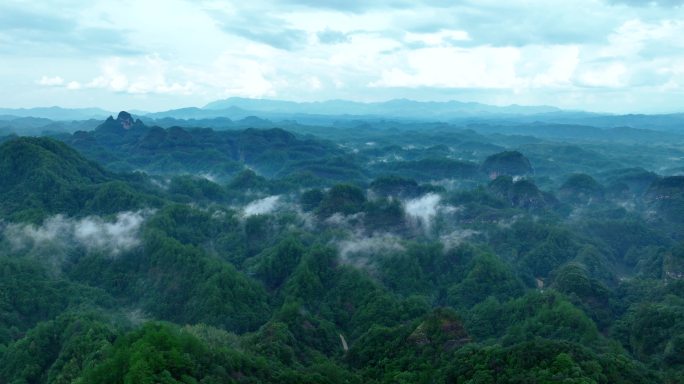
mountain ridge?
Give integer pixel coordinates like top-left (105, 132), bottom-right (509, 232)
top-left (3, 99), bottom-right (684, 134)
top-left (203, 97), bottom-right (562, 116)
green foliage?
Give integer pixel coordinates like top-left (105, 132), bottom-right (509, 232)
top-left (490, 219), bottom-right (582, 278)
top-left (4, 115), bottom-right (684, 383)
top-left (0, 257), bottom-right (113, 345)
top-left (363, 198), bottom-right (405, 233)
top-left (0, 312), bottom-right (118, 384)
top-left (77, 322), bottom-right (256, 384)
top-left (0, 137), bottom-right (108, 220)
top-left (465, 291), bottom-right (601, 345)
top-left (137, 229), bottom-right (271, 332)
top-left (300, 189), bottom-right (324, 212)
top-left (551, 262), bottom-right (617, 329)
top-left (146, 204), bottom-right (239, 247)
top-left (227, 169), bottom-right (269, 192)
top-left (284, 246), bottom-right (337, 304)
top-left (373, 158), bottom-right (480, 181)
top-left (645, 176), bottom-right (684, 225)
top-left (559, 173), bottom-right (605, 203)
top-left (447, 252), bottom-right (524, 308)
top-left (582, 219), bottom-right (670, 261)
top-left (167, 175), bottom-right (227, 203)
top-left (487, 176), bottom-right (556, 210)
top-left (369, 176), bottom-right (422, 198)
top-left (66, 120), bottom-right (343, 181)
top-left (317, 184), bottom-right (367, 217)
top-left (255, 236), bottom-right (306, 289)
top-left (347, 308), bottom-right (471, 383)
top-left (614, 299), bottom-right (684, 361)
top-left (279, 156), bottom-right (367, 182)
top-left (445, 338), bottom-right (657, 383)
top-left (481, 151), bottom-right (533, 177)
top-left (502, 292), bottom-right (600, 346)
top-left (0, 137), bottom-right (161, 221)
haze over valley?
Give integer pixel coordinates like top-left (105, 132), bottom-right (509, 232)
top-left (2, 1), bottom-right (684, 383)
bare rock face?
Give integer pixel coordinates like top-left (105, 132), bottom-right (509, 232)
top-left (116, 111), bottom-right (135, 129)
top-left (488, 176), bottom-right (557, 210)
top-left (664, 248), bottom-right (684, 281)
top-left (645, 176), bottom-right (684, 224)
top-left (97, 111), bottom-right (143, 133)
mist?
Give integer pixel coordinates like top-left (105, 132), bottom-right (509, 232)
top-left (4, 210), bottom-right (151, 257)
top-left (404, 193), bottom-right (442, 231)
top-left (243, 196), bottom-right (281, 217)
top-left (335, 233), bottom-right (404, 271)
top-left (440, 229), bottom-right (480, 250)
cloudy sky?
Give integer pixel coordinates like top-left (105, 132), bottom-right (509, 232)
top-left (1, 0), bottom-right (683, 113)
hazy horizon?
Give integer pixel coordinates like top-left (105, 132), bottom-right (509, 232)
top-left (0, 96), bottom-right (576, 115)
top-left (2, 95), bottom-right (682, 117)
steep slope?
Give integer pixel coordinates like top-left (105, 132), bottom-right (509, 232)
top-left (559, 173), bottom-right (605, 204)
top-left (0, 137), bottom-right (156, 221)
top-left (646, 176), bottom-right (684, 225)
top-left (487, 176), bottom-right (557, 210)
top-left (62, 112), bottom-right (347, 179)
top-left (0, 137), bottom-right (110, 219)
top-left (481, 150), bottom-right (533, 178)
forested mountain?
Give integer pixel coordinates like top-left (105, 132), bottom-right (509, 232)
top-left (53, 111), bottom-right (346, 181)
top-left (4, 101), bottom-right (684, 149)
top-left (1, 111), bottom-right (683, 383)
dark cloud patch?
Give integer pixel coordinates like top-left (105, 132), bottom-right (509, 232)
top-left (224, 25), bottom-right (308, 50)
top-left (0, 5), bottom-right (72, 32)
top-left (399, 4), bottom-right (617, 47)
top-left (210, 10), bottom-right (308, 50)
top-left (277, 0), bottom-right (404, 13)
top-left (317, 29), bottom-right (351, 44)
top-left (277, 0), bottom-right (465, 13)
top-left (0, 4), bottom-right (140, 56)
top-left (609, 0), bottom-right (684, 6)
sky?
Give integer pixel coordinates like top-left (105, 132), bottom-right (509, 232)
top-left (1, 0), bottom-right (683, 113)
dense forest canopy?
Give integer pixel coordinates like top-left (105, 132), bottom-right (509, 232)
top-left (1, 110), bottom-right (683, 383)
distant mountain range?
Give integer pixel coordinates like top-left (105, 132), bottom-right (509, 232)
top-left (203, 97), bottom-right (562, 116)
top-left (0, 106), bottom-right (112, 121)
top-left (2, 98), bottom-right (684, 133)
top-left (0, 98), bottom-right (565, 121)
top-left (143, 97), bottom-right (570, 121)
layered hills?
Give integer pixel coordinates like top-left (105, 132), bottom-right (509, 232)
top-left (0, 106), bottom-right (683, 383)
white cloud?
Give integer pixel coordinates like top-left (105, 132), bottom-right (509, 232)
top-left (335, 233), bottom-right (404, 270)
top-left (602, 19), bottom-right (684, 58)
top-left (4, 1), bottom-right (684, 112)
top-left (404, 29), bottom-right (471, 46)
top-left (191, 50), bottom-right (277, 98)
top-left (440, 229), bottom-right (479, 250)
top-left (337, 233), bottom-right (404, 260)
top-left (4, 210), bottom-right (150, 257)
top-left (243, 195), bottom-right (281, 217)
top-left (82, 55), bottom-right (196, 95)
top-left (73, 211), bottom-right (146, 253)
top-left (37, 75), bottom-right (64, 86)
top-left (372, 45), bottom-right (523, 89)
top-left (66, 81), bottom-right (82, 90)
top-left (404, 193), bottom-right (441, 230)
top-left (576, 62), bottom-right (628, 87)
top-left (518, 45), bottom-right (580, 87)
